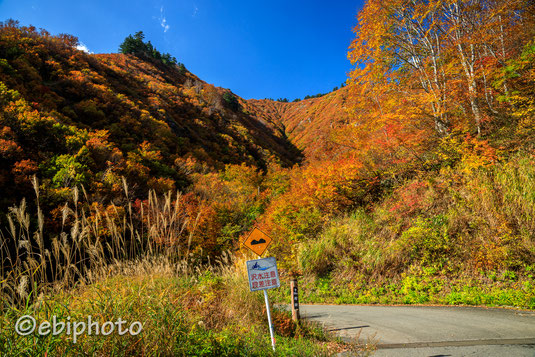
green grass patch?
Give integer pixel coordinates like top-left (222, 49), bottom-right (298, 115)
top-left (274, 265), bottom-right (535, 310)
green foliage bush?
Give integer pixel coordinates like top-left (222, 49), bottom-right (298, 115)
top-left (393, 215), bottom-right (452, 267)
top-left (119, 31), bottom-right (180, 67)
top-left (298, 209), bottom-right (375, 277)
top-left (222, 92), bottom-right (240, 111)
top-left (45, 154), bottom-right (89, 188)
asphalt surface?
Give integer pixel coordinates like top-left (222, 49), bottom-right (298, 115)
top-left (298, 304), bottom-right (535, 356)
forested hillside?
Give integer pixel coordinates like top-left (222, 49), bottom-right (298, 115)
top-left (0, 20), bottom-right (302, 204)
top-left (0, 20), bottom-right (310, 261)
top-left (259, 0), bottom-right (535, 307)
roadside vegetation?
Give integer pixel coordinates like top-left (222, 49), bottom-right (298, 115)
top-left (0, 258), bottom-right (342, 356)
top-left (267, 146), bottom-right (535, 310)
top-left (0, 182), bottom-right (353, 355)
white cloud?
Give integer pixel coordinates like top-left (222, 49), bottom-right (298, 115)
top-left (76, 43), bottom-right (93, 54)
top-left (192, 5), bottom-right (198, 17)
top-left (160, 6), bottom-right (170, 33)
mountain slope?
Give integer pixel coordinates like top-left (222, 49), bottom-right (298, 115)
top-left (0, 22), bottom-right (305, 208)
top-left (246, 86), bottom-right (352, 161)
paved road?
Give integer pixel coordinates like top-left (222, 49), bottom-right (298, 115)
top-left (298, 304), bottom-right (535, 356)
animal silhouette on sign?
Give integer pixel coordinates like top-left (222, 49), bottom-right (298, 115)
top-left (251, 262), bottom-right (270, 271)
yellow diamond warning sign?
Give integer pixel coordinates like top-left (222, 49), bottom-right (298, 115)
top-left (243, 227), bottom-right (272, 256)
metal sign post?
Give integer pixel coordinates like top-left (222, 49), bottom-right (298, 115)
top-left (246, 257), bottom-right (280, 352)
top-left (263, 289), bottom-right (276, 352)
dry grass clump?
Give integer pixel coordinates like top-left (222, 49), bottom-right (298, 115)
top-left (0, 176), bottom-right (200, 308)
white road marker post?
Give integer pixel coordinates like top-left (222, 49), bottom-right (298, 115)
top-left (263, 289), bottom-right (276, 352)
top-left (246, 257), bottom-right (281, 353)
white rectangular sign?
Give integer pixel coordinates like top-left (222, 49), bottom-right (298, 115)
top-left (246, 257), bottom-right (280, 292)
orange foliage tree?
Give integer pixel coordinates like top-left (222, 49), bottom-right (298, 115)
top-left (346, 0), bottom-right (534, 144)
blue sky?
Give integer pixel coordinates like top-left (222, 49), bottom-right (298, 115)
top-left (0, 0), bottom-right (364, 100)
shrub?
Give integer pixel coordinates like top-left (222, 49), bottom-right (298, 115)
top-left (222, 92), bottom-right (240, 111)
